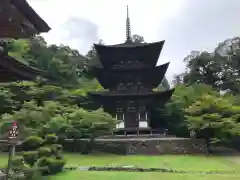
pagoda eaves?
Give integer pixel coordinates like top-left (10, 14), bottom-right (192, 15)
top-left (90, 89), bottom-right (174, 100)
top-left (94, 40), bottom-right (165, 69)
top-left (89, 89), bottom-right (174, 112)
top-left (93, 62), bottom-right (170, 90)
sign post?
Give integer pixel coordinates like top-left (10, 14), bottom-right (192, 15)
top-left (6, 122), bottom-right (19, 180)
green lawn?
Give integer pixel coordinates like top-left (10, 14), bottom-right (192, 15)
top-left (48, 172), bottom-right (240, 180)
top-left (0, 153), bottom-right (8, 167)
top-left (1, 153), bottom-right (240, 180)
top-left (64, 153), bottom-right (240, 172)
top-left (59, 153), bottom-right (240, 180)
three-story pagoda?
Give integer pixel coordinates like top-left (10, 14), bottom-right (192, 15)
top-left (90, 7), bottom-right (175, 134)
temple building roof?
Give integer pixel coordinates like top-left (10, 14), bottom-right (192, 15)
top-left (93, 62), bottom-right (170, 89)
top-left (0, 0), bottom-right (50, 82)
top-left (0, 0), bottom-right (51, 38)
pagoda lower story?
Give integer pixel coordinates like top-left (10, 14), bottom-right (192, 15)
top-left (90, 90), bottom-right (174, 135)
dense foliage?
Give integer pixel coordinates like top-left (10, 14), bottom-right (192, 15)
top-left (171, 37), bottom-right (240, 147)
top-left (157, 84), bottom-right (219, 137)
top-left (12, 134), bottom-right (65, 179)
top-left (0, 81), bottom-right (115, 141)
top-left (185, 94), bottom-right (240, 149)
top-left (173, 37), bottom-right (240, 94)
top-left (7, 37), bottom-right (86, 85)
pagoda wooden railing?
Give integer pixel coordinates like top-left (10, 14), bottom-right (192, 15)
top-left (113, 128), bottom-right (169, 136)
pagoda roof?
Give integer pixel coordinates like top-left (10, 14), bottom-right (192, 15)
top-left (93, 62), bottom-right (170, 89)
top-left (101, 41), bottom-right (161, 48)
top-left (0, 0), bottom-right (50, 38)
top-left (89, 89), bottom-right (175, 107)
top-left (0, 52), bottom-right (44, 81)
top-left (94, 40), bottom-right (165, 69)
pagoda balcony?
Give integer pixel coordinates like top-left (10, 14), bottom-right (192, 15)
top-left (89, 89), bottom-right (174, 100)
top-left (109, 88), bottom-right (152, 94)
top-left (138, 121), bottom-right (148, 128)
top-left (116, 116), bottom-right (149, 129)
top-left (94, 88), bottom-right (164, 96)
top-left (116, 121), bottom-right (149, 129)
top-left (112, 62), bottom-right (150, 70)
top-left (116, 121), bottom-right (125, 129)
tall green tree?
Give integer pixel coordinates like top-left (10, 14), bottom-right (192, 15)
top-left (84, 39), bottom-right (104, 78)
top-left (214, 37), bottom-right (240, 94)
top-left (156, 84), bottom-right (218, 137)
top-left (185, 94), bottom-right (240, 150)
top-left (7, 36), bottom-right (87, 85)
top-left (131, 34), bottom-right (145, 43)
top-left (179, 37), bottom-right (240, 94)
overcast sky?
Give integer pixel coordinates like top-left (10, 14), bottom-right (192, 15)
top-left (28, 0), bottom-right (240, 81)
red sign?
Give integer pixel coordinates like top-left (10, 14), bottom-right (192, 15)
top-left (8, 122), bottom-right (18, 139)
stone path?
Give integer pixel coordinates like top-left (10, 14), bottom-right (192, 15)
top-left (64, 166), bottom-right (238, 174)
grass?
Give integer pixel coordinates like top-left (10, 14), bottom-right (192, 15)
top-left (64, 153), bottom-right (240, 172)
top-left (1, 153), bottom-right (240, 180)
top-left (48, 172), bottom-right (240, 180)
top-left (59, 153), bottom-right (240, 180)
top-left (0, 153), bottom-right (8, 168)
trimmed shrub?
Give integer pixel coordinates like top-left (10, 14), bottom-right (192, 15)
top-left (12, 167), bottom-right (42, 180)
top-left (22, 151), bottom-right (38, 166)
top-left (38, 147), bottom-right (52, 158)
top-left (15, 134), bottom-right (65, 178)
top-left (22, 136), bottom-right (44, 150)
top-left (50, 144), bottom-right (63, 155)
top-left (36, 157), bottom-right (50, 175)
top-left (45, 134), bottom-right (58, 145)
top-left (12, 156), bottom-right (25, 167)
top-left (37, 157), bottom-right (66, 175)
top-left (48, 159), bottom-right (66, 174)
top-left (23, 167), bottom-right (41, 180)
top-left (55, 154), bottom-right (64, 160)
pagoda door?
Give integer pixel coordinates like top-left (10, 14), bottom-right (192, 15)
top-left (124, 101), bottom-right (138, 128)
top-left (125, 111), bottom-right (138, 128)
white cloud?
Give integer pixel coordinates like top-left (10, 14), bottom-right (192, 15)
top-left (29, 0), bottom-right (185, 44)
top-left (28, 0), bottom-right (240, 81)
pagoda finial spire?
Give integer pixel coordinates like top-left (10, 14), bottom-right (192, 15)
top-left (126, 5), bottom-right (132, 42)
